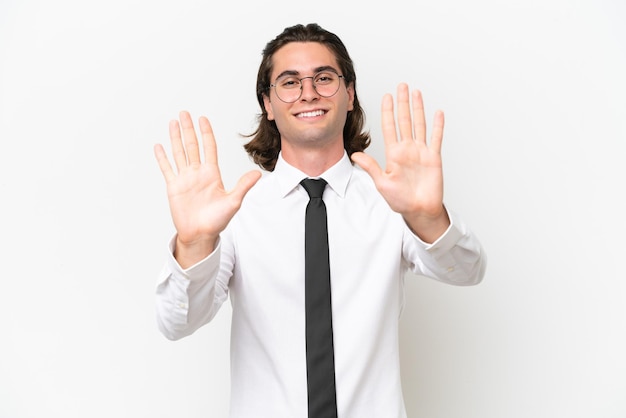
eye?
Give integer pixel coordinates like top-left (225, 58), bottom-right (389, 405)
top-left (314, 72), bottom-right (336, 85)
top-left (278, 77), bottom-right (300, 89)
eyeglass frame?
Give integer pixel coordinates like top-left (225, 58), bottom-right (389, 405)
top-left (268, 69), bottom-right (346, 103)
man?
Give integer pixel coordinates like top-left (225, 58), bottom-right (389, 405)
top-left (154, 23), bottom-right (486, 418)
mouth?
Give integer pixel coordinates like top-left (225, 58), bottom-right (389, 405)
top-left (295, 109), bottom-right (326, 119)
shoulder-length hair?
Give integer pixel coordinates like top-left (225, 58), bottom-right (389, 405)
top-left (243, 23), bottom-right (371, 171)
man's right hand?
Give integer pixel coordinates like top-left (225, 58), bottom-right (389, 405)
top-left (154, 111), bottom-right (261, 268)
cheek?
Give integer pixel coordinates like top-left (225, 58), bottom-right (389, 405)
top-left (271, 112), bottom-right (289, 133)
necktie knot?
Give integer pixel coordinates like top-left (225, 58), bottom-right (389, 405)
top-left (301, 178), bottom-right (327, 199)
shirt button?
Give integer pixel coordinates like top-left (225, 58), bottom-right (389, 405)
top-left (447, 266), bottom-right (455, 272)
top-left (178, 302), bottom-right (188, 309)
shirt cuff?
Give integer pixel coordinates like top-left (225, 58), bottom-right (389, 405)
top-left (412, 209), bottom-right (484, 283)
top-left (162, 234), bottom-right (222, 282)
top-left (407, 209), bottom-right (463, 251)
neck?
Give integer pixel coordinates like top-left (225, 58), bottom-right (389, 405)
top-left (281, 142), bottom-right (344, 177)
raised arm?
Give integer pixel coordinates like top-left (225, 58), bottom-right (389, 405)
top-left (154, 111), bottom-right (261, 268)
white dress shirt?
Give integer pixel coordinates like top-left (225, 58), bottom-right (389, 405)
top-left (156, 152), bottom-right (486, 418)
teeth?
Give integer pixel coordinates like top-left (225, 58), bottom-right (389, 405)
top-left (297, 110), bottom-right (324, 118)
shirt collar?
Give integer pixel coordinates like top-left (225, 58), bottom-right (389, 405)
top-left (274, 151), bottom-right (353, 198)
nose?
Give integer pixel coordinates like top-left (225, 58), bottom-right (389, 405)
top-left (299, 76), bottom-right (319, 101)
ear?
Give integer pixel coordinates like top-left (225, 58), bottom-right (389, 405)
top-left (263, 94), bottom-right (274, 121)
top-left (346, 82), bottom-right (355, 112)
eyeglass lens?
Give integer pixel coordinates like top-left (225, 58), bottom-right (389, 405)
top-left (272, 71), bottom-right (342, 103)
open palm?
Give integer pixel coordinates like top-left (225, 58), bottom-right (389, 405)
top-left (351, 83), bottom-right (448, 240)
top-left (154, 111), bottom-right (261, 254)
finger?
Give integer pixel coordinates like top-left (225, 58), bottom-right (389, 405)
top-left (154, 143), bottom-right (176, 183)
top-left (230, 170), bottom-right (262, 202)
top-left (381, 93), bottom-right (398, 149)
top-left (430, 110), bottom-right (445, 154)
top-left (169, 119), bottom-right (187, 172)
top-left (179, 110), bottom-right (201, 165)
top-left (350, 152), bottom-right (383, 183)
top-left (412, 89), bottom-right (426, 144)
top-left (396, 83), bottom-right (413, 141)
top-left (199, 116), bottom-right (218, 166)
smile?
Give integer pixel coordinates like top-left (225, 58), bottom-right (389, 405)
top-left (296, 110), bottom-right (326, 118)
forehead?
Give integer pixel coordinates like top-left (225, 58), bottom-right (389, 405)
top-left (270, 42), bottom-right (339, 78)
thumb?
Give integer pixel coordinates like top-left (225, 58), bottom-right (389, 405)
top-left (231, 170), bottom-right (262, 201)
top-left (351, 152), bottom-right (382, 183)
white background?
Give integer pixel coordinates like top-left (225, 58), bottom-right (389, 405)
top-left (1, 0), bottom-right (625, 417)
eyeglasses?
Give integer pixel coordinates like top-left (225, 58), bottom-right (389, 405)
top-left (269, 70), bottom-right (345, 103)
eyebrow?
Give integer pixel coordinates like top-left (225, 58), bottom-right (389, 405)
top-left (273, 65), bottom-right (340, 80)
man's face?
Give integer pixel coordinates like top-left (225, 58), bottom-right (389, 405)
top-left (263, 42), bottom-right (355, 151)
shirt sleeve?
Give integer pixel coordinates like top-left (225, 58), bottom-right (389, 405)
top-left (402, 209), bottom-right (487, 286)
top-left (155, 235), bottom-right (230, 340)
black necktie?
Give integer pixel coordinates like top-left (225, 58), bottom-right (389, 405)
top-left (300, 178), bottom-right (338, 418)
